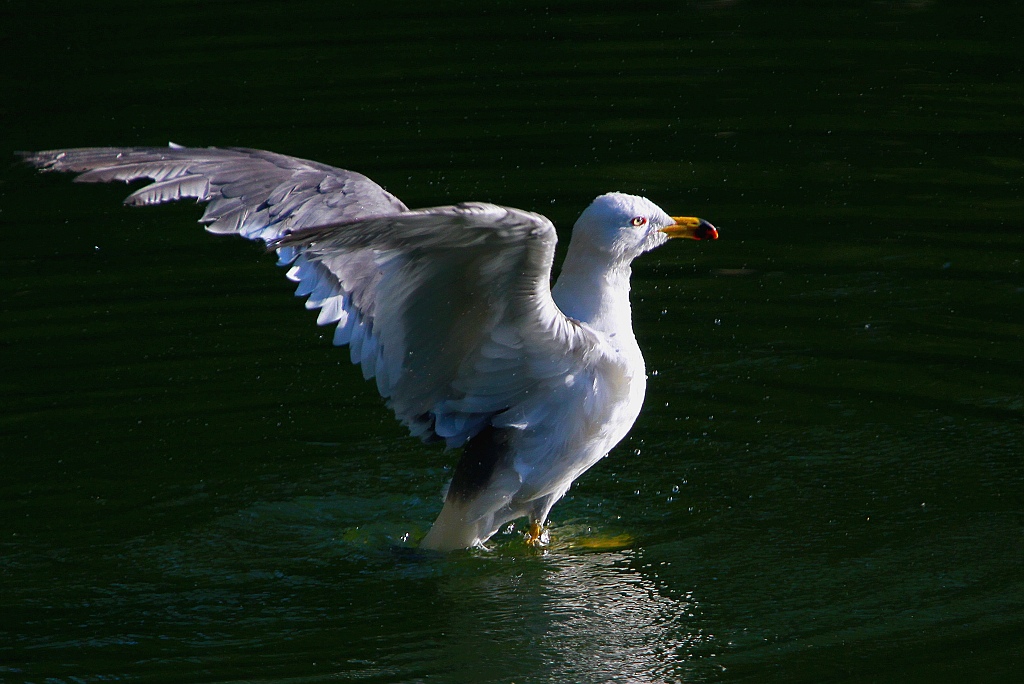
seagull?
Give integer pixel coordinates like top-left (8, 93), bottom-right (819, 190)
top-left (21, 144), bottom-right (718, 551)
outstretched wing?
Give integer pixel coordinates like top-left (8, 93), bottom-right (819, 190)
top-left (274, 203), bottom-right (599, 446)
top-left (22, 145), bottom-right (408, 234)
top-left (23, 145), bottom-right (599, 447)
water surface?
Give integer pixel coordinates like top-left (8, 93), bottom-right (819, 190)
top-left (2, 1), bottom-right (1022, 682)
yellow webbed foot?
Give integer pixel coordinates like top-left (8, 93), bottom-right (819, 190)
top-left (525, 521), bottom-right (546, 546)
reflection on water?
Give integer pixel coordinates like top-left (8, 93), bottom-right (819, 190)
top-left (539, 552), bottom-right (712, 682)
top-left (437, 548), bottom-right (715, 683)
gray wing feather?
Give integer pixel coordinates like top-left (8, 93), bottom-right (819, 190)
top-left (23, 145), bottom-right (408, 230)
top-left (23, 145), bottom-right (594, 447)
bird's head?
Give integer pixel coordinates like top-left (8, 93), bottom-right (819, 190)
top-left (573, 192), bottom-right (717, 261)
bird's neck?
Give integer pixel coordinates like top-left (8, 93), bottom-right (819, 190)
top-left (552, 243), bottom-right (636, 341)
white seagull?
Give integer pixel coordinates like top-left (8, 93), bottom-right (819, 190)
top-left (22, 145), bottom-right (717, 551)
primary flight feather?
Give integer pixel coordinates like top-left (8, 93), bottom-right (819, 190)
top-left (22, 144), bottom-right (717, 550)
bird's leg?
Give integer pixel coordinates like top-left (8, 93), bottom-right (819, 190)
top-left (525, 520), bottom-right (546, 546)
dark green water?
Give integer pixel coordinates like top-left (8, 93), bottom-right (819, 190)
top-left (2, 1), bottom-right (1022, 682)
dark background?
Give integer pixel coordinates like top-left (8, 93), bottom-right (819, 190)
top-left (2, 1), bottom-right (1022, 682)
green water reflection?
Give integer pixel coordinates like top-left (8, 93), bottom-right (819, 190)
top-left (2, 1), bottom-right (1021, 682)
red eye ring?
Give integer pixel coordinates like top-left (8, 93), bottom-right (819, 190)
top-left (630, 216), bottom-right (647, 227)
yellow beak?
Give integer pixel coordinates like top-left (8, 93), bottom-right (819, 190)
top-left (661, 216), bottom-right (719, 241)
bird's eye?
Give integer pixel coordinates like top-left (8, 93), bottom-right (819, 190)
top-left (630, 216), bottom-right (647, 227)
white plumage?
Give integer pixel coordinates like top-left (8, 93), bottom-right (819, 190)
top-left (22, 144), bottom-right (717, 551)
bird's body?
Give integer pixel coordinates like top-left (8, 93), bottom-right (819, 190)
top-left (22, 145), bottom-right (716, 550)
